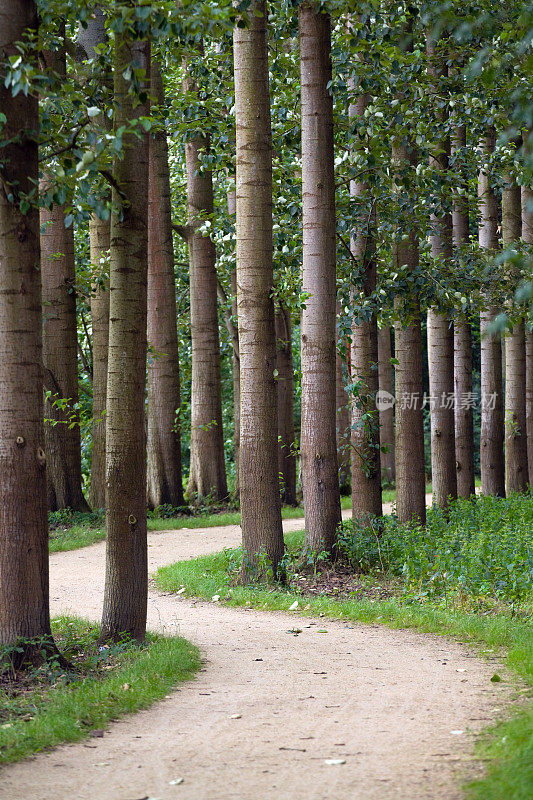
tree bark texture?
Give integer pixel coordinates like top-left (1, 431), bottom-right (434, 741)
top-left (299, 3), bottom-right (341, 553)
top-left (478, 130), bottom-right (505, 496)
top-left (275, 302), bottom-right (297, 505)
top-left (522, 175), bottom-right (533, 486)
top-left (78, 7), bottom-right (109, 511)
top-left (234, 0), bottom-right (284, 575)
top-left (100, 33), bottom-right (150, 643)
top-left (183, 60), bottom-right (227, 502)
top-left (451, 125), bottom-right (475, 498)
top-left (0, 1), bottom-right (52, 646)
top-left (377, 326), bottom-right (395, 484)
top-left (335, 304), bottom-right (351, 492)
top-left (349, 84), bottom-right (382, 520)
top-left (89, 216), bottom-right (109, 509)
top-left (147, 61), bottom-right (184, 509)
top-left (502, 176), bottom-right (528, 492)
top-left (426, 40), bottom-right (457, 509)
top-left (40, 45), bottom-right (89, 512)
top-left (392, 142), bottom-right (426, 524)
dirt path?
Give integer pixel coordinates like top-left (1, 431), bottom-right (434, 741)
top-left (0, 503), bottom-right (509, 800)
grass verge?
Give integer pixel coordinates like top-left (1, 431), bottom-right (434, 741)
top-left (154, 528), bottom-right (532, 800)
top-left (48, 487), bottom-right (400, 552)
top-left (0, 616), bottom-right (200, 764)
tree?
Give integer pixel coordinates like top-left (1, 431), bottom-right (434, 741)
top-left (522, 159), bottom-right (533, 486)
top-left (391, 21), bottom-right (426, 525)
top-left (335, 304), bottom-right (351, 492)
top-left (100, 24), bottom-right (150, 643)
top-left (275, 300), bottom-right (297, 505)
top-left (147, 60), bottom-right (184, 509)
top-left (299, 2), bottom-right (341, 554)
top-left (40, 41), bottom-right (89, 512)
top-left (426, 38), bottom-right (457, 510)
top-left (502, 165), bottom-right (528, 493)
top-left (234, 0), bottom-right (284, 576)
top-left (0, 0), bottom-right (54, 656)
top-left (479, 130), bottom-right (505, 497)
top-left (350, 87), bottom-right (382, 520)
top-left (451, 124), bottom-right (475, 498)
top-left (377, 325), bottom-right (395, 484)
top-left (183, 51), bottom-right (227, 503)
top-left (78, 7), bottom-right (109, 511)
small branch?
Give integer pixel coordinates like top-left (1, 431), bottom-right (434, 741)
top-left (172, 222), bottom-right (194, 241)
top-left (78, 343), bottom-right (93, 382)
top-left (79, 306), bottom-right (93, 369)
top-left (38, 122), bottom-right (89, 163)
top-left (99, 169), bottom-right (127, 204)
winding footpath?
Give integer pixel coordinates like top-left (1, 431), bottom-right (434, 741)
top-left (0, 506), bottom-right (510, 800)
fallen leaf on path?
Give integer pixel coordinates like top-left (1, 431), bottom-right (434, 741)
top-left (211, 594), bottom-right (220, 602)
top-left (230, 713), bottom-right (242, 719)
top-left (169, 778), bottom-right (184, 785)
top-left (89, 729), bottom-right (104, 738)
top-left (176, 588), bottom-right (186, 595)
top-left (289, 600), bottom-right (299, 611)
top-left (325, 759), bottom-right (346, 765)
top-left (491, 674), bottom-right (502, 682)
top-left (450, 730), bottom-right (464, 735)
top-left (279, 746), bottom-right (306, 752)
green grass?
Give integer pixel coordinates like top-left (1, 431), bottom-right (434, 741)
top-left (0, 617), bottom-right (200, 764)
top-left (47, 484), bottom-right (407, 552)
top-left (154, 496), bottom-right (532, 800)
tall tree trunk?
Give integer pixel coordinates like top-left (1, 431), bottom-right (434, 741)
top-left (478, 130), bottom-right (505, 496)
top-left (335, 305), bottom-right (351, 492)
top-left (234, 0), bottom-right (284, 576)
top-left (502, 174), bottom-right (528, 492)
top-left (88, 217), bottom-right (109, 509)
top-left (183, 60), bottom-right (227, 503)
top-left (299, 3), bottom-right (341, 554)
top-left (78, 8), bottom-right (109, 511)
top-left (350, 85), bottom-right (382, 520)
top-left (522, 165), bottom-right (533, 486)
top-left (100, 32), bottom-right (150, 643)
top-left (40, 44), bottom-right (89, 512)
top-left (377, 325), bottom-right (395, 484)
top-left (146, 61), bottom-right (184, 509)
top-left (226, 186), bottom-right (240, 499)
top-left (426, 39), bottom-right (457, 509)
top-left (275, 301), bottom-right (297, 505)
top-left (392, 142), bottom-right (426, 525)
top-left (0, 1), bottom-right (53, 651)
top-left (452, 125), bottom-right (475, 498)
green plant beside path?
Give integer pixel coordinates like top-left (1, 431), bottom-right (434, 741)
top-left (0, 617), bottom-right (200, 764)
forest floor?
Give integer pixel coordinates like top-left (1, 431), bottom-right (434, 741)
top-left (0, 498), bottom-right (514, 800)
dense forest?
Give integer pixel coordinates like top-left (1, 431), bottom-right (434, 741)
top-left (0, 2), bottom-right (532, 795)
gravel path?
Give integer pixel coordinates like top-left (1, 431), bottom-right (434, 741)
top-left (0, 506), bottom-right (509, 800)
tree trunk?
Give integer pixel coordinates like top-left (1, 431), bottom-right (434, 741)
top-left (392, 143), bottom-right (426, 525)
top-left (299, 3), bottom-right (341, 554)
top-left (234, 0), bottom-right (284, 576)
top-left (275, 301), bottom-right (297, 505)
top-left (349, 85), bottom-right (382, 520)
top-left (146, 61), bottom-right (184, 509)
top-left (226, 187), bottom-right (240, 499)
top-left (0, 1), bottom-right (53, 650)
top-left (522, 170), bottom-right (533, 486)
top-left (335, 305), bottom-right (351, 492)
top-left (502, 175), bottom-right (528, 492)
top-left (40, 44), bottom-right (89, 513)
top-left (377, 325), bottom-right (395, 484)
top-left (183, 60), bottom-right (227, 503)
top-left (78, 7), bottom-right (109, 511)
top-left (478, 130), bottom-right (505, 496)
top-left (452, 124), bottom-right (475, 498)
top-left (100, 32), bottom-right (150, 643)
top-left (426, 40), bottom-right (457, 509)
top-left (89, 217), bottom-right (109, 509)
